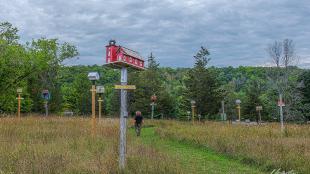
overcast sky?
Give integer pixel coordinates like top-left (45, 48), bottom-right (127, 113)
top-left (1, 0), bottom-right (310, 68)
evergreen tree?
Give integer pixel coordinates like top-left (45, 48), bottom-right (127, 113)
top-left (298, 70), bottom-right (310, 121)
top-left (243, 78), bottom-right (264, 121)
top-left (129, 53), bottom-right (175, 118)
top-left (184, 47), bottom-right (222, 118)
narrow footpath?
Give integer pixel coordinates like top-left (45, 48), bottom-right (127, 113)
top-left (131, 127), bottom-right (266, 174)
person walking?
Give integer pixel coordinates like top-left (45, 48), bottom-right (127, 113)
top-left (134, 111), bottom-right (143, 136)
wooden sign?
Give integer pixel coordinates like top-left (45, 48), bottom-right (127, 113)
top-left (114, 85), bottom-right (136, 90)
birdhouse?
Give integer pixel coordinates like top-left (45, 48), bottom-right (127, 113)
top-left (42, 90), bottom-right (50, 100)
top-left (17, 88), bottom-right (23, 94)
top-left (151, 94), bottom-right (157, 102)
top-left (106, 40), bottom-right (144, 70)
top-left (96, 86), bottom-right (105, 94)
top-left (88, 72), bottom-right (100, 81)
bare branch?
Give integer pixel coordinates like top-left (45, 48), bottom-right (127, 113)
top-left (268, 41), bottom-right (282, 67)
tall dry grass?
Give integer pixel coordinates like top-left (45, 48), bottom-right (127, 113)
top-left (0, 117), bottom-right (182, 174)
top-left (155, 121), bottom-right (310, 174)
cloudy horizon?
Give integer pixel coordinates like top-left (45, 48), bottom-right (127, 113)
top-left (1, 0), bottom-right (310, 68)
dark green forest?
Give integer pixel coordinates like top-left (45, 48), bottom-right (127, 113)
top-left (1, 21), bottom-right (310, 122)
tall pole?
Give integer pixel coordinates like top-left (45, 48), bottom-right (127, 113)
top-left (221, 100), bottom-right (225, 121)
top-left (45, 101), bottom-right (48, 117)
top-left (150, 94), bottom-right (157, 120)
top-left (279, 94), bottom-right (284, 132)
top-left (17, 94), bottom-right (21, 119)
top-left (191, 106), bottom-right (195, 124)
top-left (98, 96), bottom-right (103, 121)
top-left (151, 102), bottom-right (154, 120)
top-left (91, 84), bottom-right (96, 136)
top-left (119, 67), bottom-right (128, 170)
top-left (258, 110), bottom-right (261, 124)
top-left (237, 105), bottom-right (241, 121)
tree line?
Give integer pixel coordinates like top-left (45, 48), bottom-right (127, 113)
top-left (1, 21), bottom-right (310, 122)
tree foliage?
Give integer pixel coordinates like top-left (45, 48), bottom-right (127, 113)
top-left (1, 21), bottom-right (310, 122)
top-left (184, 47), bottom-right (222, 118)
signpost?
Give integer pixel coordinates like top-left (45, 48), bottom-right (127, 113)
top-left (88, 72), bottom-right (100, 136)
top-left (114, 85), bottom-right (136, 90)
top-left (42, 90), bottom-right (50, 117)
top-left (105, 40), bottom-right (145, 170)
top-left (96, 86), bottom-right (105, 121)
top-left (278, 94), bottom-right (285, 132)
top-left (16, 88), bottom-right (23, 120)
top-left (256, 106), bottom-right (263, 124)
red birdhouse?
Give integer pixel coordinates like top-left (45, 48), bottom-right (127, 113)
top-left (106, 40), bottom-right (144, 70)
top-left (151, 94), bottom-right (157, 102)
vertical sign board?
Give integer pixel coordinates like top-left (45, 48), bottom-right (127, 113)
top-left (105, 40), bottom-right (144, 170)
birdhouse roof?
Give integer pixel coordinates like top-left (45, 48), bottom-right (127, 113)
top-left (118, 46), bottom-right (144, 61)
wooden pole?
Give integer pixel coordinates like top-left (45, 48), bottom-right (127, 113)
top-left (192, 106), bottom-right (195, 124)
top-left (17, 94), bottom-right (21, 120)
top-left (151, 102), bottom-right (155, 120)
top-left (279, 94), bottom-right (284, 133)
top-left (221, 100), bottom-right (225, 121)
top-left (258, 110), bottom-right (261, 124)
top-left (45, 101), bottom-right (48, 117)
top-left (91, 85), bottom-right (96, 136)
top-left (98, 97), bottom-right (103, 121)
top-left (119, 67), bottom-right (128, 170)
top-left (237, 105), bottom-right (241, 121)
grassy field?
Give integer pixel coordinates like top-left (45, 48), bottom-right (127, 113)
top-left (0, 117), bottom-right (308, 173)
top-left (133, 126), bottom-right (264, 174)
top-left (154, 120), bottom-right (310, 174)
top-left (0, 117), bottom-right (192, 174)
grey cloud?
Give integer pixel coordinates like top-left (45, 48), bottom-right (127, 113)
top-left (0, 0), bottom-right (310, 68)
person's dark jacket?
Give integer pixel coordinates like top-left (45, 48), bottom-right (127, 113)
top-left (134, 115), bottom-right (143, 124)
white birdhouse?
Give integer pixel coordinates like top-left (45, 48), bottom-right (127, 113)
top-left (96, 86), bottom-right (105, 94)
top-left (17, 88), bottom-right (23, 94)
top-left (88, 72), bottom-right (100, 81)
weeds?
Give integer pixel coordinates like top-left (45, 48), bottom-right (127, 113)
top-left (0, 117), bottom-right (182, 174)
top-left (154, 120), bottom-right (310, 173)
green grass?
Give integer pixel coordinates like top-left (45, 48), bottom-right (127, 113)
top-left (152, 120), bottom-right (309, 173)
top-left (1, 117), bottom-right (304, 173)
top-left (0, 117), bottom-right (184, 174)
top-left (130, 126), bottom-right (265, 174)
